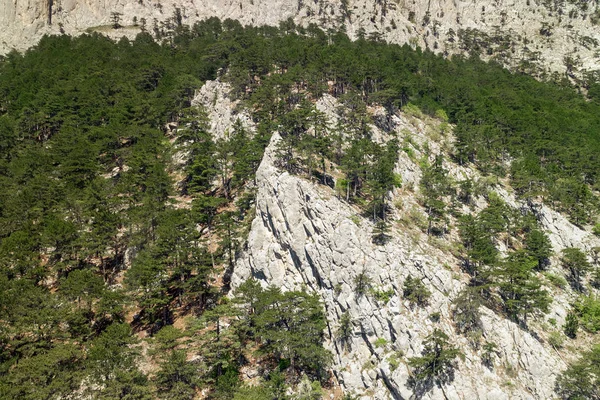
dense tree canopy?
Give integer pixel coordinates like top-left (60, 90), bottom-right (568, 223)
top-left (1, 15), bottom-right (600, 398)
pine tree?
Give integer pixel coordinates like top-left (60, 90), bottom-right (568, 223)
top-left (420, 155), bottom-right (451, 235)
top-left (561, 248), bottom-right (591, 292)
top-left (452, 288), bottom-right (483, 343)
top-left (408, 329), bottom-right (461, 389)
top-left (524, 229), bottom-right (552, 270)
top-left (403, 275), bottom-right (431, 307)
top-left (86, 323), bottom-right (151, 400)
top-left (337, 311), bottom-right (353, 350)
top-left (366, 139), bottom-right (401, 222)
top-left (491, 250), bottom-right (550, 322)
top-left (155, 350), bottom-right (199, 399)
top-left (564, 310), bottom-right (579, 339)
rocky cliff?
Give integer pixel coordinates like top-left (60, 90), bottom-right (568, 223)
top-left (2, 0), bottom-right (600, 81)
top-left (231, 133), bottom-right (559, 399)
top-left (193, 79), bottom-right (599, 398)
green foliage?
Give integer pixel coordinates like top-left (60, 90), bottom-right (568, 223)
top-left (235, 280), bottom-right (332, 379)
top-left (524, 229), bottom-right (552, 270)
top-left (153, 325), bottom-right (186, 352)
top-left (573, 295), bottom-right (600, 333)
top-left (338, 311), bottom-right (353, 351)
top-left (408, 329), bottom-right (462, 391)
top-left (365, 139), bottom-right (401, 221)
top-left (457, 178), bottom-right (475, 205)
top-left (293, 374), bottom-right (323, 400)
top-left (564, 310), bottom-right (579, 339)
top-left (372, 220), bottom-right (392, 245)
top-left (371, 287), bottom-right (395, 304)
top-left (452, 288), bottom-right (483, 343)
top-left (0, 344), bottom-right (84, 400)
top-left (458, 213), bottom-right (498, 278)
top-left (212, 366), bottom-right (241, 400)
top-left (177, 106), bottom-right (217, 194)
top-left (403, 275), bottom-right (431, 306)
top-left (155, 350), bottom-right (199, 399)
top-left (87, 323), bottom-right (139, 380)
top-left (548, 331), bottom-right (565, 349)
top-left (490, 250), bottom-right (551, 322)
top-left (592, 267), bottom-right (600, 289)
top-left (477, 193), bottom-right (512, 239)
top-left (0, 22), bottom-right (263, 396)
top-left (85, 323), bottom-right (152, 399)
top-left (253, 289), bottom-right (331, 375)
top-left (374, 338), bottom-right (389, 348)
top-left (388, 351), bottom-right (404, 372)
top-left (481, 341), bottom-right (498, 368)
top-left (561, 247), bottom-right (592, 292)
top-left (151, 326), bottom-right (198, 399)
top-left (3, 17), bottom-right (600, 397)
top-left (544, 272), bottom-right (568, 289)
top-left (233, 384), bottom-right (275, 400)
top-left (458, 196), bottom-right (553, 324)
top-left (60, 269), bottom-right (104, 306)
top-left (354, 270), bottom-right (373, 297)
top-left (420, 155), bottom-right (452, 235)
top-left (556, 344), bottom-right (600, 400)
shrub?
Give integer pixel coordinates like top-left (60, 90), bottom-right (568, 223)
top-left (573, 295), bottom-right (600, 333)
top-left (403, 275), bottom-right (431, 306)
top-left (388, 351), bottom-right (404, 371)
top-left (543, 272), bottom-right (568, 289)
top-left (371, 287), bottom-right (395, 304)
top-left (547, 331), bottom-right (564, 349)
top-left (548, 331), bottom-right (565, 349)
top-left (481, 341), bottom-right (498, 368)
top-left (354, 271), bottom-right (372, 297)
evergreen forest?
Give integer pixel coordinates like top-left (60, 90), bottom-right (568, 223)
top-left (0, 16), bottom-right (600, 399)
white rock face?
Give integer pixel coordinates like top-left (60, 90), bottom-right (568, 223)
top-left (2, 0), bottom-right (600, 80)
top-left (535, 202), bottom-right (600, 254)
top-left (182, 76), bottom-right (599, 398)
top-left (231, 131), bottom-right (566, 399)
top-left (191, 79), bottom-right (255, 141)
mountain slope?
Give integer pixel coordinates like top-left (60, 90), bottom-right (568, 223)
top-left (222, 81), bottom-right (598, 398)
top-left (2, 0), bottom-right (600, 83)
top-left (1, 22), bottom-right (600, 400)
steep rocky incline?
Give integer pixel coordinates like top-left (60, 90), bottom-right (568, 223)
top-left (183, 76), bottom-right (600, 398)
top-left (2, 0), bottom-right (600, 80)
top-left (191, 79), bottom-right (255, 142)
top-left (231, 130), bottom-right (566, 399)
top-left (183, 72), bottom-right (600, 398)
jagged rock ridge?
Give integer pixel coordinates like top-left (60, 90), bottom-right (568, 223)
top-left (230, 130), bottom-right (560, 399)
top-left (198, 79), bottom-right (599, 398)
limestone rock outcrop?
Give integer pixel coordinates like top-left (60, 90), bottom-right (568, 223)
top-left (192, 80), bottom-right (255, 142)
top-left (231, 130), bottom-right (565, 399)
